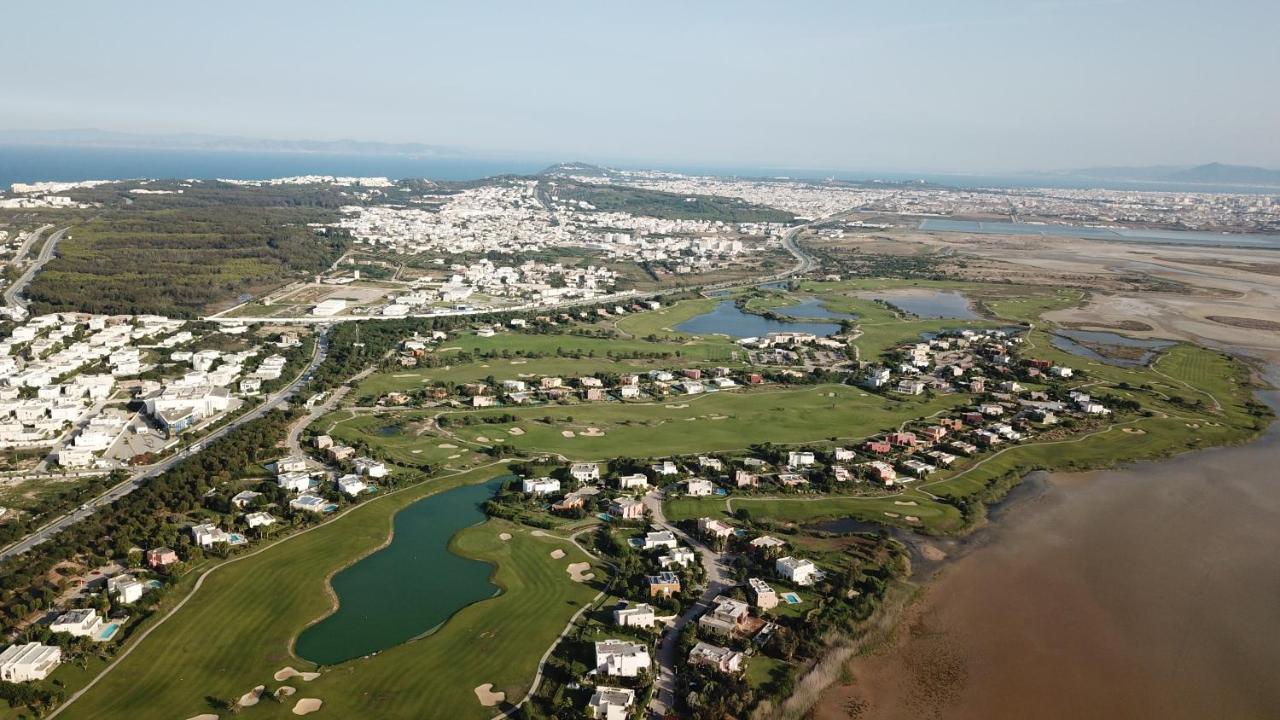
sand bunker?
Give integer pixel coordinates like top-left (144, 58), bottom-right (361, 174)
top-left (565, 562), bottom-right (595, 582)
top-left (237, 685), bottom-right (265, 707)
top-left (894, 501), bottom-right (918, 506)
top-left (474, 683), bottom-right (506, 707)
top-left (186, 715), bottom-right (219, 720)
top-left (580, 427), bottom-right (605, 437)
top-left (550, 548), bottom-right (566, 559)
top-left (1186, 423), bottom-right (1201, 428)
top-left (919, 544), bottom-right (948, 562)
top-left (561, 430), bottom-right (576, 438)
top-left (1122, 428), bottom-right (1147, 434)
top-left (510, 360), bottom-right (527, 365)
top-left (292, 698), bottom-right (323, 715)
top-left (508, 427), bottom-right (525, 436)
top-left (665, 403), bottom-right (689, 409)
top-left (275, 686), bottom-right (297, 698)
top-left (905, 516), bottom-right (921, 523)
top-left (438, 443), bottom-right (457, 448)
top-left (274, 667), bottom-right (321, 682)
top-left (475, 436), bottom-right (489, 443)
top-left (883, 512), bottom-right (901, 518)
top-left (447, 454), bottom-right (461, 459)
top-left (499, 532), bottom-right (512, 541)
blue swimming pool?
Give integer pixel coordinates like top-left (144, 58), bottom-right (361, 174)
top-left (100, 623), bottom-right (120, 640)
top-left (783, 592), bottom-right (802, 605)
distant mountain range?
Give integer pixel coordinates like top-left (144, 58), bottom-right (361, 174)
top-left (0, 128), bottom-right (464, 157)
top-left (1063, 162), bottom-right (1280, 188)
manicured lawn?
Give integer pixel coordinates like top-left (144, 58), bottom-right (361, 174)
top-left (438, 385), bottom-right (967, 460)
top-left (58, 467), bottom-right (603, 720)
top-left (664, 489), bottom-right (963, 533)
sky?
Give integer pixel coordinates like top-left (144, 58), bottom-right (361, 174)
top-left (5, 0), bottom-right (1279, 173)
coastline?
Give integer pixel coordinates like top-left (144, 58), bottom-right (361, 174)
top-left (801, 377), bottom-right (1280, 719)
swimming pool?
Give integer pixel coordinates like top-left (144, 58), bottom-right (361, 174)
top-left (100, 623), bottom-right (120, 640)
top-left (782, 592), bottom-right (802, 605)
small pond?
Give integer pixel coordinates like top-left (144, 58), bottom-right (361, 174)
top-left (293, 476), bottom-right (507, 665)
top-left (676, 300), bottom-right (842, 338)
top-left (1050, 329), bottom-right (1174, 367)
top-left (866, 290), bottom-right (980, 320)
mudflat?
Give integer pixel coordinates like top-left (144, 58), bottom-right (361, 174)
top-left (823, 395), bottom-right (1280, 720)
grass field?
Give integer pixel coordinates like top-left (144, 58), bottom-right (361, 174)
top-left (664, 489), bottom-right (963, 532)
top-left (434, 384), bottom-right (966, 459)
top-left (57, 466), bottom-right (603, 720)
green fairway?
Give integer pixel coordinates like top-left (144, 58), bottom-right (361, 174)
top-left (58, 466), bottom-right (603, 720)
top-left (664, 489), bottom-right (963, 532)
top-left (435, 384), bottom-right (966, 459)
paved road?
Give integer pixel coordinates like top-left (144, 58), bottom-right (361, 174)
top-left (643, 490), bottom-right (733, 718)
top-left (4, 225), bottom-right (66, 309)
top-left (0, 328), bottom-right (330, 561)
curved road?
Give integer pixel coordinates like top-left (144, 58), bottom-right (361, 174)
top-left (0, 328), bottom-right (330, 561)
top-left (4, 225), bottom-right (67, 310)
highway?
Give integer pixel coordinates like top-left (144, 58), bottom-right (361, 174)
top-left (0, 327), bottom-right (330, 561)
top-left (4, 225), bottom-right (69, 310)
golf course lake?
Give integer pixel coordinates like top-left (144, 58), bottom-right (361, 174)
top-left (768, 297), bottom-right (858, 321)
top-left (293, 476), bottom-right (507, 665)
top-left (676, 300), bottom-right (842, 337)
top-left (1051, 329), bottom-right (1174, 367)
top-left (865, 289), bottom-right (980, 319)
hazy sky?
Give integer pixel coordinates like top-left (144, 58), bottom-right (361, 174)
top-left (5, 0), bottom-right (1278, 172)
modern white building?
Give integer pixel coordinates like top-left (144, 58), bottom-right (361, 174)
top-left (50, 608), bottom-right (103, 638)
top-left (776, 556), bottom-right (820, 586)
top-left (108, 574), bottom-right (146, 604)
top-left (0, 643), bottom-right (61, 682)
top-left (587, 686), bottom-right (636, 720)
top-left (522, 477), bottom-right (561, 495)
top-left (594, 639), bottom-right (651, 677)
top-left (613, 602), bottom-right (657, 629)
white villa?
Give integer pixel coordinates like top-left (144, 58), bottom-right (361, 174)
top-left (588, 686), bottom-right (636, 720)
top-left (0, 643), bottom-right (61, 682)
top-left (522, 477), bottom-right (561, 495)
top-left (594, 639), bottom-right (651, 677)
top-left (776, 556), bottom-right (820, 586)
top-left (613, 602), bottom-right (657, 629)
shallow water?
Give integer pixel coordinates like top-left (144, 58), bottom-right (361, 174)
top-left (768, 298), bottom-right (858, 321)
top-left (1050, 329), bottom-right (1175, 367)
top-left (676, 300), bottom-right (842, 338)
top-left (293, 477), bottom-right (506, 665)
top-left (866, 290), bottom-right (979, 320)
top-left (823, 392), bottom-right (1280, 720)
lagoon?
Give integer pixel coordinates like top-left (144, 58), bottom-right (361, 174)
top-left (768, 298), bottom-right (857, 321)
top-left (676, 300), bottom-right (842, 338)
top-left (920, 218), bottom-right (1280, 250)
top-left (1051, 329), bottom-right (1174, 367)
top-left (866, 289), bottom-right (979, 319)
top-left (293, 477), bottom-right (506, 665)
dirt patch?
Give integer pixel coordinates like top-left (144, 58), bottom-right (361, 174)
top-left (499, 532), bottom-right (512, 541)
top-left (237, 685), bottom-right (265, 707)
top-left (474, 683), bottom-right (506, 707)
top-left (292, 698), bottom-right (323, 715)
top-left (1206, 315), bottom-right (1280, 331)
top-left (566, 562), bottom-right (595, 582)
top-left (550, 548), bottom-right (566, 559)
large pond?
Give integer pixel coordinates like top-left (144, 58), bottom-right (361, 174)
top-left (1050, 329), bottom-right (1174, 367)
top-left (865, 289), bottom-right (980, 319)
top-left (676, 300), bottom-right (842, 338)
top-left (767, 298), bottom-right (858, 321)
top-left (293, 476), bottom-right (506, 665)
